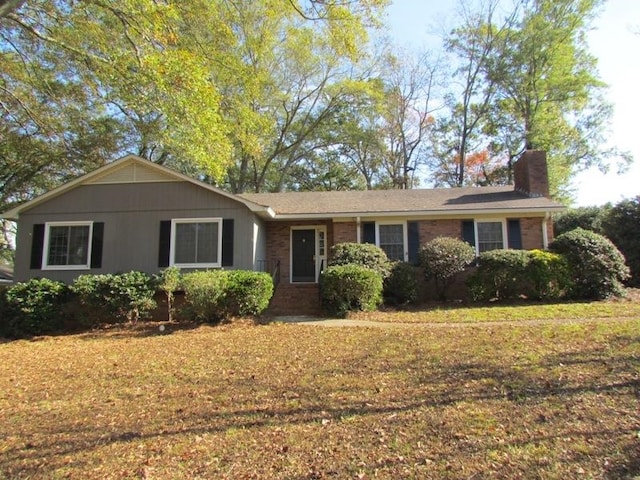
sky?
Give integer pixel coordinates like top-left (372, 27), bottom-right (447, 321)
top-left (385, 0), bottom-right (640, 206)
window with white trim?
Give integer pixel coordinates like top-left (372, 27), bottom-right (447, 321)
top-left (43, 221), bottom-right (93, 269)
top-left (476, 221), bottom-right (505, 253)
top-left (171, 218), bottom-right (222, 267)
top-left (377, 223), bottom-right (406, 261)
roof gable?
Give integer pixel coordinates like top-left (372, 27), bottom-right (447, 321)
top-left (2, 155), bottom-right (271, 220)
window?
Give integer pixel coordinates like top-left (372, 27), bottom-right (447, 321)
top-left (377, 223), bottom-right (406, 261)
top-left (43, 222), bottom-right (93, 269)
top-left (476, 221), bottom-right (505, 253)
top-left (170, 218), bottom-right (222, 267)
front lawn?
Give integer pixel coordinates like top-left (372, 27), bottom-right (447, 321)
top-left (0, 314), bottom-right (638, 478)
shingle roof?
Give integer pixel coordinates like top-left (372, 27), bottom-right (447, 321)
top-left (240, 186), bottom-right (564, 218)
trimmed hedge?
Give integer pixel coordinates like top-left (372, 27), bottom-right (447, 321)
top-left (549, 228), bottom-right (629, 299)
top-left (329, 242), bottom-right (391, 278)
top-left (71, 271), bottom-right (157, 322)
top-left (2, 278), bottom-right (70, 337)
top-left (467, 249), bottom-right (531, 301)
top-left (419, 237), bottom-right (475, 300)
top-left (223, 270), bottom-right (274, 317)
top-left (321, 264), bottom-right (383, 317)
top-left (384, 262), bottom-right (419, 305)
top-left (181, 270), bottom-right (274, 322)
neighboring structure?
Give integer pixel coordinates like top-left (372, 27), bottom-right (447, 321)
top-left (2, 150), bottom-right (564, 314)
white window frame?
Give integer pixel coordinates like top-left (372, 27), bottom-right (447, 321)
top-left (170, 217), bottom-right (222, 268)
top-left (375, 221), bottom-right (408, 262)
top-left (474, 219), bottom-right (508, 254)
top-left (42, 221), bottom-right (93, 270)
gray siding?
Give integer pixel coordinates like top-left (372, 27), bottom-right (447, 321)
top-left (14, 182), bottom-right (265, 283)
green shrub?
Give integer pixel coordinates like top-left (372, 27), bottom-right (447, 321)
top-left (384, 262), bottom-right (419, 305)
top-left (467, 249), bottom-right (531, 301)
top-left (181, 270), bottom-right (228, 322)
top-left (223, 270), bottom-right (273, 317)
top-left (527, 249), bottom-right (571, 300)
top-left (3, 278), bottom-right (69, 337)
top-left (329, 243), bottom-right (391, 278)
top-left (549, 228), bottom-right (630, 299)
top-left (320, 264), bottom-right (383, 317)
top-left (72, 271), bottom-right (157, 322)
top-left (419, 237), bottom-right (475, 300)
top-left (601, 196), bottom-right (640, 287)
top-left (156, 266), bottom-right (181, 321)
top-left (553, 206), bottom-right (609, 236)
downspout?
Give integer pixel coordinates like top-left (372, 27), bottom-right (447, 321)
top-left (356, 216), bottom-right (361, 243)
top-left (542, 212), bottom-right (550, 249)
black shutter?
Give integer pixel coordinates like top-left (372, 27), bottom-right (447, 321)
top-left (221, 218), bottom-right (234, 267)
top-left (362, 222), bottom-right (375, 244)
top-left (158, 220), bottom-right (171, 268)
top-left (30, 224), bottom-right (45, 269)
top-left (462, 220), bottom-right (475, 247)
top-left (407, 221), bottom-right (420, 265)
top-left (90, 222), bottom-right (104, 268)
top-left (507, 219), bottom-right (523, 249)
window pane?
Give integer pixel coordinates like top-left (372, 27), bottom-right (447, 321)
top-left (379, 224), bottom-right (404, 261)
top-left (174, 221), bottom-right (220, 265)
top-left (68, 226), bottom-right (90, 265)
top-left (175, 223), bottom-right (197, 264)
top-left (196, 222), bottom-right (218, 264)
top-left (47, 225), bottom-right (90, 266)
top-left (47, 226), bottom-right (69, 266)
top-left (477, 222), bottom-right (504, 253)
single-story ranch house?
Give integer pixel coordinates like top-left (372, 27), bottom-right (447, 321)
top-left (2, 150), bottom-right (564, 315)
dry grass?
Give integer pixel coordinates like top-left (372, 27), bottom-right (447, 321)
top-left (0, 313), bottom-right (639, 479)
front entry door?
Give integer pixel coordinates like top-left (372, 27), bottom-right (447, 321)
top-left (291, 229), bottom-right (316, 283)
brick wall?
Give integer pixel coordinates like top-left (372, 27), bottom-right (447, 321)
top-left (514, 150), bottom-right (550, 198)
top-left (417, 219), bottom-right (462, 244)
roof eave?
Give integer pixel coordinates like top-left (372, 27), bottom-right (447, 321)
top-left (266, 205), bottom-right (565, 220)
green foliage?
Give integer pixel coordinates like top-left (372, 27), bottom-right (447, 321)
top-left (72, 271), bottom-right (157, 323)
top-left (601, 196), bottom-right (640, 287)
top-left (320, 264), bottom-right (383, 317)
top-left (180, 270), bottom-right (229, 323)
top-left (550, 228), bottom-right (630, 299)
top-left (383, 262), bottom-right (419, 305)
top-left (2, 278), bottom-right (69, 337)
top-left (553, 206), bottom-right (609, 236)
top-left (527, 249), bottom-right (571, 300)
top-left (156, 266), bottom-right (181, 322)
top-left (467, 249), bottom-right (531, 301)
top-left (329, 242), bottom-right (391, 278)
top-left (419, 237), bottom-right (475, 300)
top-left (222, 270), bottom-right (273, 317)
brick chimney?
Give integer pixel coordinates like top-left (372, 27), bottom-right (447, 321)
top-left (513, 150), bottom-right (550, 198)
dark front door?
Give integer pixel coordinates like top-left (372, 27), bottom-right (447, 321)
top-left (291, 229), bottom-right (316, 282)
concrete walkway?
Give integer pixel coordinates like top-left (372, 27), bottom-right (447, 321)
top-left (269, 315), bottom-right (631, 328)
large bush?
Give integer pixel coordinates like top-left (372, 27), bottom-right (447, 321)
top-left (222, 270), bottom-right (273, 317)
top-left (3, 278), bottom-right (70, 337)
top-left (467, 249), bottom-right (531, 301)
top-left (553, 206), bottom-right (609, 236)
top-left (181, 270), bottom-right (228, 322)
top-left (384, 262), bottom-right (419, 305)
top-left (72, 271), bottom-right (157, 322)
top-left (321, 264), bottom-right (383, 317)
top-left (549, 228), bottom-right (629, 299)
top-left (419, 237), bottom-right (475, 300)
top-left (601, 196), bottom-right (640, 287)
top-left (329, 242), bottom-right (391, 278)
